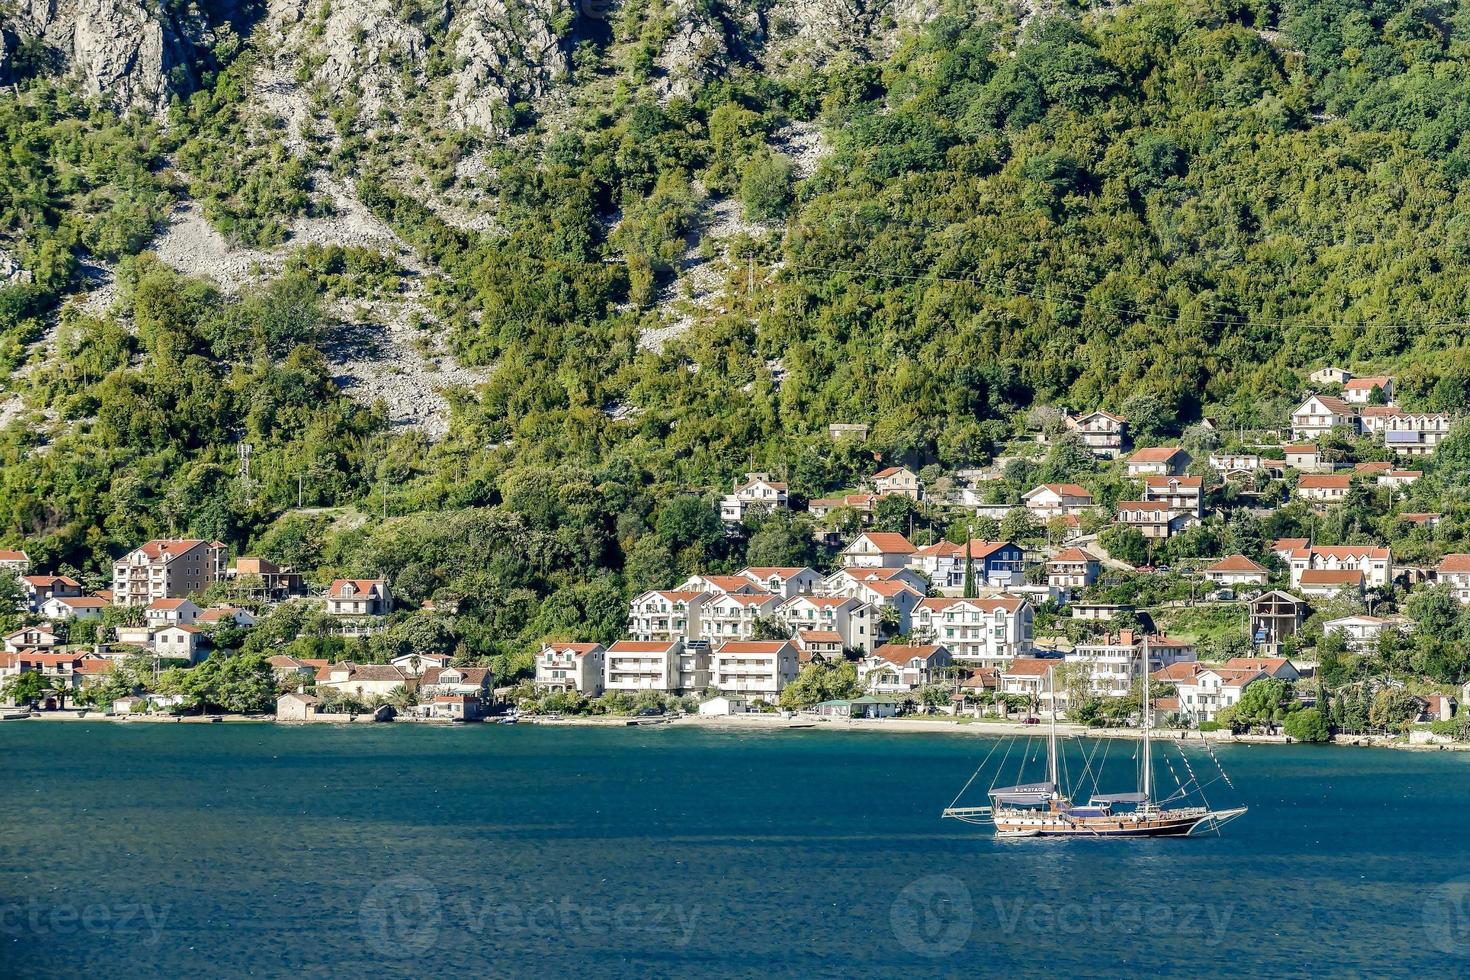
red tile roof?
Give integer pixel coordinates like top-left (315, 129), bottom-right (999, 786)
top-left (1129, 447), bottom-right (1186, 463)
top-left (1298, 475), bottom-right (1350, 489)
top-left (1204, 555), bottom-right (1267, 574)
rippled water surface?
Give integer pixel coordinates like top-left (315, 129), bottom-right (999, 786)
top-left (2, 722), bottom-right (1466, 977)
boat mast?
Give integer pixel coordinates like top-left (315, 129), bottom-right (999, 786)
top-left (1047, 665), bottom-right (1059, 796)
top-left (1140, 635), bottom-right (1152, 804)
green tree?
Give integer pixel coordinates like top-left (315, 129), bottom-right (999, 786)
top-left (1284, 707), bottom-right (1330, 742)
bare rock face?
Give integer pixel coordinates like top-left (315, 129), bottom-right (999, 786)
top-left (268, 0), bottom-right (569, 137)
top-left (6, 0), bottom-right (205, 110)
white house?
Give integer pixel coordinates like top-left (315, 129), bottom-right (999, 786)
top-left (196, 606), bottom-right (257, 627)
top-left (712, 640), bottom-right (799, 700)
top-left (20, 575), bottom-right (83, 613)
top-left (627, 590), bottom-right (707, 643)
top-left (823, 566), bottom-right (927, 598)
top-left (871, 466), bottom-right (922, 500)
top-left (1296, 474), bottom-right (1351, 504)
top-left (4, 625), bottom-right (61, 653)
top-left (1298, 569), bottom-right (1364, 599)
top-left (841, 532), bottom-right (916, 569)
top-left (1116, 501), bottom-right (1198, 539)
top-left (1175, 667), bottom-right (1266, 722)
top-left (720, 472), bottom-right (789, 523)
top-left (1439, 554), bottom-right (1470, 603)
top-left (1069, 410), bottom-right (1127, 458)
top-left (536, 642), bottom-right (606, 696)
top-left (1201, 555), bottom-right (1269, 587)
top-left (911, 596), bottom-right (1033, 669)
top-left (777, 595), bottom-right (874, 653)
top-left (699, 591), bottom-right (782, 644)
top-left (1022, 483), bottom-right (1093, 518)
top-left (1126, 447), bottom-right (1191, 477)
top-left (848, 579), bottom-right (924, 637)
top-left (908, 539), bottom-right (1024, 590)
top-left (324, 579), bottom-right (391, 617)
top-left (315, 662), bottom-right (412, 700)
top-left (1310, 366), bottom-right (1352, 386)
top-left (39, 595), bottom-right (109, 621)
top-left (1342, 375), bottom-right (1394, 405)
top-left (1046, 547), bottom-right (1100, 593)
top-left (738, 566), bottom-right (823, 599)
top-left (999, 658), bottom-right (1064, 712)
top-left (1141, 475), bottom-right (1204, 517)
top-left (1291, 395), bottom-right (1359, 439)
top-left (0, 549), bottom-right (30, 576)
top-left (1287, 545), bottom-right (1392, 588)
top-left (1322, 616), bottom-right (1401, 653)
top-left (603, 640), bottom-right (685, 693)
top-left (858, 644), bottom-right (952, 694)
top-left (145, 597), bottom-right (202, 627)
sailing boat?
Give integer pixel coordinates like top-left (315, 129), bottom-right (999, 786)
top-left (942, 643), bottom-right (1247, 838)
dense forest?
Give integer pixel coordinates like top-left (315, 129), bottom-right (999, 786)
top-left (8, 0), bottom-right (1470, 683)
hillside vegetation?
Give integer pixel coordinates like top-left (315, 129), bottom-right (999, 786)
top-left (7, 0), bottom-right (1470, 676)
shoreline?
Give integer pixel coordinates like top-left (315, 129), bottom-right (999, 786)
top-left (4, 709), bottom-right (1462, 750)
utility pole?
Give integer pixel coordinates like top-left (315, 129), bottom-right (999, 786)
top-left (297, 472), bottom-right (304, 509)
top-left (237, 442), bottom-right (253, 508)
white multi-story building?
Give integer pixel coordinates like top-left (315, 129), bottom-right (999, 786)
top-left (111, 539), bottom-right (226, 608)
top-left (1046, 547), bottom-right (1100, 593)
top-left (1201, 555), bottom-right (1269, 587)
top-left (908, 540), bottom-right (1025, 590)
top-left (712, 640), bottom-right (799, 700)
top-left (841, 532), bottom-right (917, 569)
top-left (777, 595), bottom-right (874, 653)
top-left (604, 640), bottom-right (686, 693)
top-left (1438, 554), bottom-right (1470, 603)
top-left (536, 642), bottom-right (606, 696)
top-left (1285, 545), bottom-right (1392, 588)
top-left (145, 597), bottom-right (201, 627)
top-left (1022, 484), bottom-right (1093, 518)
top-left (1296, 474), bottom-right (1351, 505)
top-left (1068, 410), bottom-right (1127, 458)
top-left (1066, 631), bottom-right (1196, 699)
top-left (857, 644), bottom-right (952, 694)
top-left (1141, 475), bottom-right (1204, 517)
top-left (627, 591), bottom-right (708, 643)
top-left (911, 596), bottom-right (1033, 669)
top-left (1175, 667), bottom-right (1266, 722)
top-left (738, 567), bottom-right (823, 599)
top-left (700, 591), bottom-right (781, 644)
top-left (719, 473), bottom-right (789, 523)
top-left (1322, 616), bottom-right (1401, 653)
top-left (1342, 375), bottom-right (1394, 404)
top-left (1291, 394), bottom-right (1360, 439)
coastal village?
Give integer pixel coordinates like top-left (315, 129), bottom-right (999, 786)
top-left (3, 369), bottom-right (1470, 744)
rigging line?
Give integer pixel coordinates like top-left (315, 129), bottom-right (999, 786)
top-left (948, 737), bottom-right (1004, 809)
top-left (988, 734), bottom-right (1018, 793)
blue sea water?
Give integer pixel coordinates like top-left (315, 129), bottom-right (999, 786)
top-left (1, 722), bottom-right (1468, 978)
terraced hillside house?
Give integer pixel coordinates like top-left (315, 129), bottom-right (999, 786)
top-left (20, 574), bottom-right (82, 613)
top-left (720, 472), bottom-right (789, 523)
top-left (1291, 395), bottom-right (1359, 440)
top-left (908, 539), bottom-right (1024, 590)
top-left (1126, 447), bottom-right (1191, 477)
top-left (324, 579), bottom-right (392, 618)
top-left (1068, 410), bottom-right (1127, 458)
top-left (112, 539), bottom-right (227, 608)
top-left (1046, 547), bottom-right (1100, 593)
top-left (870, 465), bottom-right (922, 499)
top-left (1286, 545), bottom-right (1392, 588)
